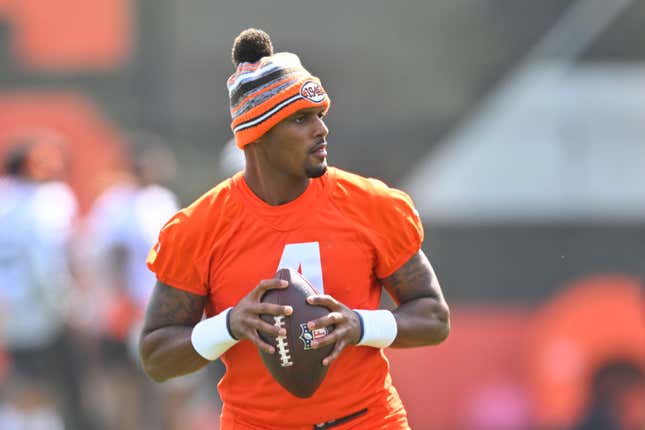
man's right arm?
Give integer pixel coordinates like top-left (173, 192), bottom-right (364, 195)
top-left (139, 281), bottom-right (209, 382)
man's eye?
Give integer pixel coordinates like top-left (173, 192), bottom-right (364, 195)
top-left (295, 116), bottom-right (306, 123)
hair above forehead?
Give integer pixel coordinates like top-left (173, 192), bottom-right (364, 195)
top-left (232, 28), bottom-right (274, 66)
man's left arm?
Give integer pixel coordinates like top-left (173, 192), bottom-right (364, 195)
top-left (382, 249), bottom-right (450, 347)
top-left (306, 250), bottom-right (449, 365)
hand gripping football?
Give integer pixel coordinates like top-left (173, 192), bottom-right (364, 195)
top-left (258, 268), bottom-right (335, 398)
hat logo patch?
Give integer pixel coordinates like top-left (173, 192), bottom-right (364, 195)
top-left (300, 81), bottom-right (326, 103)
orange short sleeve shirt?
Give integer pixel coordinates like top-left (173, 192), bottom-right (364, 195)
top-left (147, 167), bottom-right (422, 429)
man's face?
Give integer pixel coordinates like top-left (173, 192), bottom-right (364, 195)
top-left (259, 107), bottom-right (329, 179)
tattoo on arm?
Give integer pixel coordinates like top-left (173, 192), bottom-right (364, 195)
top-left (382, 251), bottom-right (441, 305)
top-left (381, 251), bottom-right (450, 347)
top-left (142, 282), bottom-right (206, 335)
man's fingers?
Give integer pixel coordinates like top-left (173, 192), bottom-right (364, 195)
top-left (257, 303), bottom-right (293, 316)
top-left (308, 314), bottom-right (346, 350)
top-left (230, 307), bottom-right (290, 339)
top-left (309, 331), bottom-right (337, 350)
top-left (322, 338), bottom-right (348, 366)
top-left (246, 331), bottom-right (275, 355)
top-left (257, 279), bottom-right (288, 292)
top-left (253, 318), bottom-right (287, 338)
top-left (307, 294), bottom-right (339, 309)
top-left (306, 311), bottom-right (343, 331)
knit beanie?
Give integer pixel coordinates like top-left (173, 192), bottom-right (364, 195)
top-left (228, 29), bottom-right (330, 149)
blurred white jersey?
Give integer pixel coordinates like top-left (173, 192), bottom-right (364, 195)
top-left (86, 182), bottom-right (179, 309)
top-left (0, 177), bottom-right (78, 349)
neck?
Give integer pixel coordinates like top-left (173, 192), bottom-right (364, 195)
top-left (243, 157), bottom-right (309, 206)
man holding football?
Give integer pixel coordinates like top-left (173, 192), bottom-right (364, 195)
top-left (140, 28), bottom-right (450, 429)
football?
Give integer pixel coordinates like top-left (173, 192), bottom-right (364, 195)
top-left (258, 268), bottom-right (335, 398)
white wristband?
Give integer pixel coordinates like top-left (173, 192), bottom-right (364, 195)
top-left (354, 309), bottom-right (398, 348)
top-left (191, 307), bottom-right (239, 360)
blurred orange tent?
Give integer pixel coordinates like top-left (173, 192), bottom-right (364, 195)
top-left (525, 275), bottom-right (645, 429)
top-left (0, 91), bottom-right (127, 214)
top-left (386, 276), bottom-right (645, 430)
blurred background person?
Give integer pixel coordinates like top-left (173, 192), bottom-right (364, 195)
top-left (572, 359), bottom-right (645, 430)
top-left (79, 131), bottom-right (181, 430)
top-left (0, 133), bottom-right (86, 430)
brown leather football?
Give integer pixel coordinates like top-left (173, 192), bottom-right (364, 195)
top-left (258, 268), bottom-right (335, 398)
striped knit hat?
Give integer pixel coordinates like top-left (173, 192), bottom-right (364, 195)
top-left (228, 30), bottom-right (330, 149)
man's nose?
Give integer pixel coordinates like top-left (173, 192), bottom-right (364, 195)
top-left (314, 116), bottom-right (328, 138)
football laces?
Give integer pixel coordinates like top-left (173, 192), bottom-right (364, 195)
top-left (273, 315), bottom-right (293, 367)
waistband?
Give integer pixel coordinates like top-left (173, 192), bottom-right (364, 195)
top-left (313, 408), bottom-right (368, 430)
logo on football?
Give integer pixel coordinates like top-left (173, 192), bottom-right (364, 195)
top-left (299, 324), bottom-right (328, 351)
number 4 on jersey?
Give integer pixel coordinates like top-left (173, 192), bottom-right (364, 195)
top-left (276, 242), bottom-right (324, 293)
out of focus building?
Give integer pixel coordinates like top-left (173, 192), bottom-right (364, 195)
top-left (403, 63), bottom-right (645, 301)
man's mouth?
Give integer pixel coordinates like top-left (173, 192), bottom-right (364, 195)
top-left (310, 141), bottom-right (327, 156)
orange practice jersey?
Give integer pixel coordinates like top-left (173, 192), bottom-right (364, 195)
top-left (147, 167), bottom-right (423, 429)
